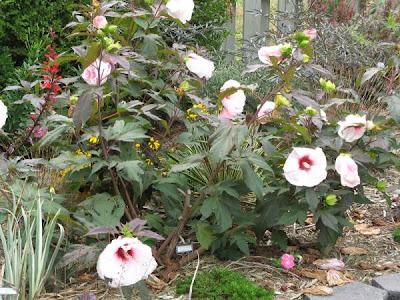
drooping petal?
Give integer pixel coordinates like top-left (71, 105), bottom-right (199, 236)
top-left (335, 154), bottom-right (360, 188)
top-left (258, 45), bottom-right (283, 65)
top-left (337, 115), bottom-right (367, 142)
top-left (82, 57), bottom-right (112, 86)
top-left (166, 0), bottom-right (194, 24)
top-left (185, 53), bottom-right (215, 80)
top-left (220, 80), bottom-right (246, 118)
top-left (93, 16), bottom-right (108, 29)
top-left (0, 100), bottom-right (8, 129)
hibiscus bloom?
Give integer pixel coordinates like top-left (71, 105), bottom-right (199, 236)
top-left (166, 0), bottom-right (194, 24)
top-left (185, 53), bottom-right (215, 80)
top-left (280, 254), bottom-right (295, 270)
top-left (219, 80), bottom-right (246, 120)
top-left (337, 115), bottom-right (367, 142)
top-left (335, 154), bottom-right (360, 188)
top-left (283, 147), bottom-right (327, 187)
top-left (97, 237), bottom-right (157, 288)
top-left (82, 57), bottom-right (112, 86)
top-left (0, 100), bottom-right (8, 129)
top-left (93, 16), bottom-right (107, 29)
top-left (258, 45), bottom-right (283, 65)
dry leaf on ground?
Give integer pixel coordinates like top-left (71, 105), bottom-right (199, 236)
top-left (341, 247), bottom-right (368, 255)
top-left (326, 270), bottom-right (352, 287)
top-left (354, 224), bottom-right (381, 235)
top-left (313, 258), bottom-right (345, 270)
top-left (303, 285), bottom-right (333, 296)
top-left (294, 268), bottom-right (326, 282)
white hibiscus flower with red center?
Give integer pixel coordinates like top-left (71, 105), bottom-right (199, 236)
top-left (337, 115), bottom-right (368, 142)
top-left (283, 147), bottom-right (327, 187)
top-left (97, 237), bottom-right (157, 288)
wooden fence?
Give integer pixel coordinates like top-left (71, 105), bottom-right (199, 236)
top-left (223, 0), bottom-right (362, 61)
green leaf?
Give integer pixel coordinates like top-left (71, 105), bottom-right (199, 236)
top-left (247, 153), bottom-right (274, 174)
top-left (170, 154), bottom-right (205, 173)
top-left (117, 161), bottom-right (144, 191)
top-left (319, 211), bottom-right (339, 232)
top-left (196, 222), bottom-right (216, 250)
top-left (200, 197), bottom-right (232, 231)
top-left (81, 42), bottom-right (101, 68)
top-left (75, 193), bottom-right (124, 228)
top-left (103, 120), bottom-right (147, 142)
top-left (361, 67), bottom-right (381, 85)
top-left (240, 160), bottom-right (263, 199)
top-left (73, 90), bottom-right (93, 129)
top-left (305, 188), bottom-right (319, 211)
top-left (36, 124), bottom-right (71, 147)
top-left (271, 230), bottom-right (288, 250)
top-left (384, 95), bottom-right (400, 122)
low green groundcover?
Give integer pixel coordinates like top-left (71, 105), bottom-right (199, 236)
top-left (393, 227), bottom-right (400, 243)
top-left (176, 267), bottom-right (274, 300)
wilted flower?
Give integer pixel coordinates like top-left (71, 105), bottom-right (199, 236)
top-left (258, 45), bottom-right (283, 65)
top-left (313, 258), bottom-right (345, 271)
top-left (280, 254), bottom-right (295, 270)
top-left (304, 28), bottom-right (317, 40)
top-left (219, 80), bottom-right (246, 120)
top-left (335, 154), bottom-right (360, 188)
top-left (93, 15), bottom-right (107, 29)
top-left (0, 100), bottom-right (8, 129)
top-left (185, 53), bottom-right (215, 80)
top-left (166, 0), bottom-right (194, 24)
top-left (82, 57), bottom-right (112, 86)
top-left (283, 147), bottom-right (327, 187)
top-left (97, 237), bottom-right (157, 288)
top-left (337, 115), bottom-right (367, 142)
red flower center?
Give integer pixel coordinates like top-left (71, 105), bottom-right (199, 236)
top-left (116, 245), bottom-right (134, 262)
top-left (298, 155), bottom-right (313, 171)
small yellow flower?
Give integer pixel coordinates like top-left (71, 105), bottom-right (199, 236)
top-left (148, 137), bottom-right (161, 151)
top-left (75, 149), bottom-right (92, 158)
top-left (176, 87), bottom-right (185, 97)
top-left (135, 143), bottom-right (141, 150)
top-left (89, 136), bottom-right (99, 144)
top-left (75, 149), bottom-right (83, 156)
top-left (60, 166), bottom-right (74, 178)
top-left (187, 103), bottom-right (208, 120)
top-left (49, 187), bottom-right (56, 194)
top-left (145, 158), bottom-right (153, 166)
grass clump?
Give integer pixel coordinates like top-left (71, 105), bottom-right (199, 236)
top-left (176, 267), bottom-right (274, 300)
top-left (393, 227), bottom-right (400, 243)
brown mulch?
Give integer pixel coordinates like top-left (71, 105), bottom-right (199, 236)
top-left (38, 168), bottom-right (400, 300)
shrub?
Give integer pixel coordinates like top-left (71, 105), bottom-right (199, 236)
top-left (0, 0), bottom-right (90, 87)
top-left (176, 267), bottom-right (274, 300)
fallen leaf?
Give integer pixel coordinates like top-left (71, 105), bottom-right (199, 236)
top-left (341, 247), bottom-right (368, 255)
top-left (303, 285), bottom-right (333, 296)
top-left (294, 268), bottom-right (326, 282)
top-left (358, 261), bottom-right (373, 270)
top-left (313, 258), bottom-right (345, 270)
top-left (326, 270), bottom-right (352, 287)
top-left (146, 274), bottom-right (167, 290)
top-left (354, 224), bottom-right (381, 235)
top-left (372, 218), bottom-right (390, 227)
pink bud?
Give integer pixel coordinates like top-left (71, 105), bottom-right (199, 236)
top-left (93, 16), bottom-right (107, 29)
top-left (280, 254), bottom-right (295, 270)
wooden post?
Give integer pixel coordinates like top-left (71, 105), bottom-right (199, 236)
top-left (277, 0), bottom-right (296, 34)
top-left (222, 2), bottom-right (237, 63)
top-left (243, 0), bottom-right (270, 62)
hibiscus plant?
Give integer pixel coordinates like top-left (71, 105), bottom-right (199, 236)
top-left (0, 0), bottom-right (399, 294)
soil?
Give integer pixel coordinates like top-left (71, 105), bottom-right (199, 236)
top-left (38, 168), bottom-right (400, 300)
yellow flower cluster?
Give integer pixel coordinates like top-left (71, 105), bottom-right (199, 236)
top-left (60, 166), bottom-right (74, 178)
top-left (89, 136), bottom-right (99, 144)
top-left (148, 137), bottom-right (161, 151)
top-left (145, 158), bottom-right (153, 166)
top-left (75, 149), bottom-right (92, 158)
top-left (187, 104), bottom-right (208, 120)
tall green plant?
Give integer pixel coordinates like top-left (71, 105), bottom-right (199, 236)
top-left (0, 189), bottom-right (64, 300)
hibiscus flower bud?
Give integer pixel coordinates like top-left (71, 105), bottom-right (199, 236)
top-left (299, 40), bottom-right (309, 48)
top-left (319, 78), bottom-right (336, 93)
top-left (284, 147), bottom-right (327, 187)
top-left (303, 28), bottom-right (317, 40)
top-left (305, 106), bottom-right (317, 116)
top-left (275, 93), bottom-right (290, 107)
top-left (93, 15), bottom-right (108, 29)
top-left (335, 154), bottom-right (360, 188)
top-left (0, 100), bottom-right (8, 130)
top-left (325, 194), bottom-right (338, 206)
top-left (219, 80), bottom-right (246, 120)
top-left (185, 53), bottom-right (215, 80)
top-left (166, 0), bottom-right (194, 24)
top-left (376, 181), bottom-right (386, 192)
top-left (280, 254), bottom-right (295, 270)
top-left (302, 54), bottom-right (310, 63)
top-left (179, 80), bottom-right (190, 91)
